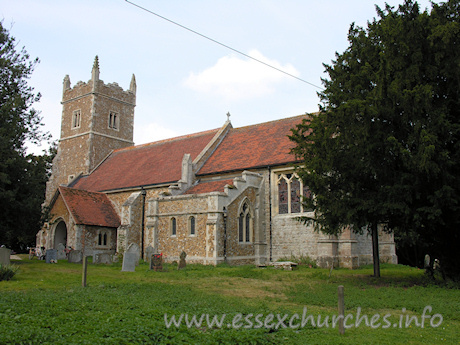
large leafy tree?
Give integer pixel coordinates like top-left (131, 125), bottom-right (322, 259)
top-left (0, 22), bottom-right (52, 251)
top-left (290, 0), bottom-right (460, 278)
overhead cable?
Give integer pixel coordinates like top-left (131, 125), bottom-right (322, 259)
top-left (125, 0), bottom-right (323, 90)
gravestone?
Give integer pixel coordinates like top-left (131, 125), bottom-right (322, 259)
top-left (145, 245), bottom-right (154, 262)
top-left (178, 251), bottom-right (187, 270)
top-left (68, 250), bottom-right (83, 263)
top-left (424, 254), bottom-right (431, 269)
top-left (150, 254), bottom-right (163, 272)
top-left (0, 247), bottom-right (11, 266)
top-left (57, 243), bottom-right (67, 260)
top-left (45, 249), bottom-right (57, 263)
top-left (122, 243), bottom-right (140, 272)
top-left (94, 253), bottom-right (112, 264)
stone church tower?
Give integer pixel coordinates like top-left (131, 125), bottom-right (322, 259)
top-left (45, 57), bottom-right (136, 202)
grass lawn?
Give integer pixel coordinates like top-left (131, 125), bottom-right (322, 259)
top-left (0, 256), bottom-right (458, 344)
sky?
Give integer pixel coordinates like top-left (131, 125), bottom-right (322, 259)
top-left (1, 0), bottom-right (437, 154)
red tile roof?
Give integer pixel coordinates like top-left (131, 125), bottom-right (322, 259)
top-left (197, 115), bottom-right (307, 175)
top-left (59, 186), bottom-right (120, 227)
top-left (184, 179), bottom-right (234, 195)
top-left (73, 129), bottom-right (219, 192)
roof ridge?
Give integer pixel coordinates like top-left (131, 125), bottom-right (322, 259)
top-left (232, 114), bottom-right (309, 131)
top-left (113, 127), bottom-right (220, 153)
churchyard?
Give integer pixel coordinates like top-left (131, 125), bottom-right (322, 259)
top-left (0, 256), bottom-right (458, 344)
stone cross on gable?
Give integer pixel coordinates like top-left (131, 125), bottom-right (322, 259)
top-left (226, 112), bottom-right (231, 122)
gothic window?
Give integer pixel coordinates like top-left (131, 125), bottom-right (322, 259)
top-left (278, 178), bottom-right (288, 214)
top-left (238, 201), bottom-right (252, 243)
top-left (97, 230), bottom-right (108, 246)
top-left (189, 216), bottom-right (195, 236)
top-left (109, 111), bottom-right (119, 130)
top-left (276, 172), bottom-right (312, 214)
top-left (72, 110), bottom-right (81, 129)
top-left (171, 217), bottom-right (177, 236)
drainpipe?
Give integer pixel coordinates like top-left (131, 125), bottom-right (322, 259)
top-left (223, 206), bottom-right (228, 263)
top-left (268, 166), bottom-right (272, 262)
top-left (141, 186), bottom-right (146, 261)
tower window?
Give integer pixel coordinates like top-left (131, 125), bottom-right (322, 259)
top-left (72, 110), bottom-right (81, 129)
top-left (109, 111), bottom-right (119, 130)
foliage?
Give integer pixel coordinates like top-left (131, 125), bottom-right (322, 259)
top-left (0, 22), bottom-right (53, 251)
top-left (0, 264), bottom-right (18, 281)
top-left (0, 259), bottom-right (458, 344)
top-left (289, 0), bottom-right (460, 278)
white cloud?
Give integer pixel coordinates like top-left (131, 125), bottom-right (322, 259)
top-left (183, 50), bottom-right (299, 101)
top-left (134, 122), bottom-right (180, 146)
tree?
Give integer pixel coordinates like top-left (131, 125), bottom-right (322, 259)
top-left (290, 0), bottom-right (460, 278)
top-left (0, 22), bottom-right (51, 251)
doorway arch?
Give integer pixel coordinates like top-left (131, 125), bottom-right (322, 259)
top-left (54, 220), bottom-right (67, 249)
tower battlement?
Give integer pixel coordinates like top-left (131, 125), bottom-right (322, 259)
top-left (45, 57), bottom-right (136, 203)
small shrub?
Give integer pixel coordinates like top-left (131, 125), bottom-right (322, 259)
top-left (0, 264), bottom-right (18, 281)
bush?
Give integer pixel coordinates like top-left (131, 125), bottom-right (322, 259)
top-left (0, 264), bottom-right (18, 281)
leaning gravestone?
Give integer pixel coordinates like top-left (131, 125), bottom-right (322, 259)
top-left (0, 247), bottom-right (11, 266)
top-left (94, 253), bottom-right (113, 264)
top-left (178, 251), bottom-right (187, 270)
top-left (45, 249), bottom-right (58, 263)
top-left (150, 253), bottom-right (163, 272)
top-left (68, 250), bottom-right (83, 263)
top-left (122, 243), bottom-right (140, 272)
top-left (57, 243), bottom-right (67, 260)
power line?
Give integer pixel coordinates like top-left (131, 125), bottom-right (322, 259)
top-left (125, 0), bottom-right (323, 90)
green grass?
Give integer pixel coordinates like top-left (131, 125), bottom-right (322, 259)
top-left (0, 257), bottom-right (458, 344)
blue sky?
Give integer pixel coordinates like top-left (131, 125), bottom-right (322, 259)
top-left (1, 0), bottom-right (436, 154)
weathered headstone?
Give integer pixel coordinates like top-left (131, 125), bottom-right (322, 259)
top-left (122, 244), bottom-right (140, 272)
top-left (68, 250), bottom-right (83, 263)
top-left (0, 247), bottom-right (11, 266)
top-left (150, 254), bottom-right (163, 271)
top-left (128, 243), bottom-right (140, 265)
top-left (94, 253), bottom-right (113, 264)
top-left (178, 251), bottom-right (187, 270)
top-left (424, 254), bottom-right (431, 269)
top-left (45, 249), bottom-right (57, 263)
top-left (57, 243), bottom-right (66, 260)
top-left (145, 245), bottom-right (154, 262)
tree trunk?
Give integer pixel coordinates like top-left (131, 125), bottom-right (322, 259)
top-left (371, 223), bottom-right (380, 278)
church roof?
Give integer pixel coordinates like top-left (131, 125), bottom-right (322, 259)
top-left (197, 115), bottom-right (306, 175)
top-left (184, 179), bottom-right (234, 195)
top-left (73, 129), bottom-right (219, 192)
top-left (58, 186), bottom-right (120, 227)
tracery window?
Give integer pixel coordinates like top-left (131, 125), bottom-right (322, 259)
top-left (238, 201), bottom-right (252, 243)
top-left (277, 172), bottom-right (312, 214)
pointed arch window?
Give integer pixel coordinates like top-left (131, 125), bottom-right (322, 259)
top-left (97, 230), bottom-right (108, 246)
top-left (238, 201), bottom-right (252, 243)
top-left (277, 172), bottom-right (312, 214)
top-left (171, 217), bottom-right (177, 236)
top-left (189, 216), bottom-right (196, 236)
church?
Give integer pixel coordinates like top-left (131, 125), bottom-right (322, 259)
top-left (36, 57), bottom-right (397, 267)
